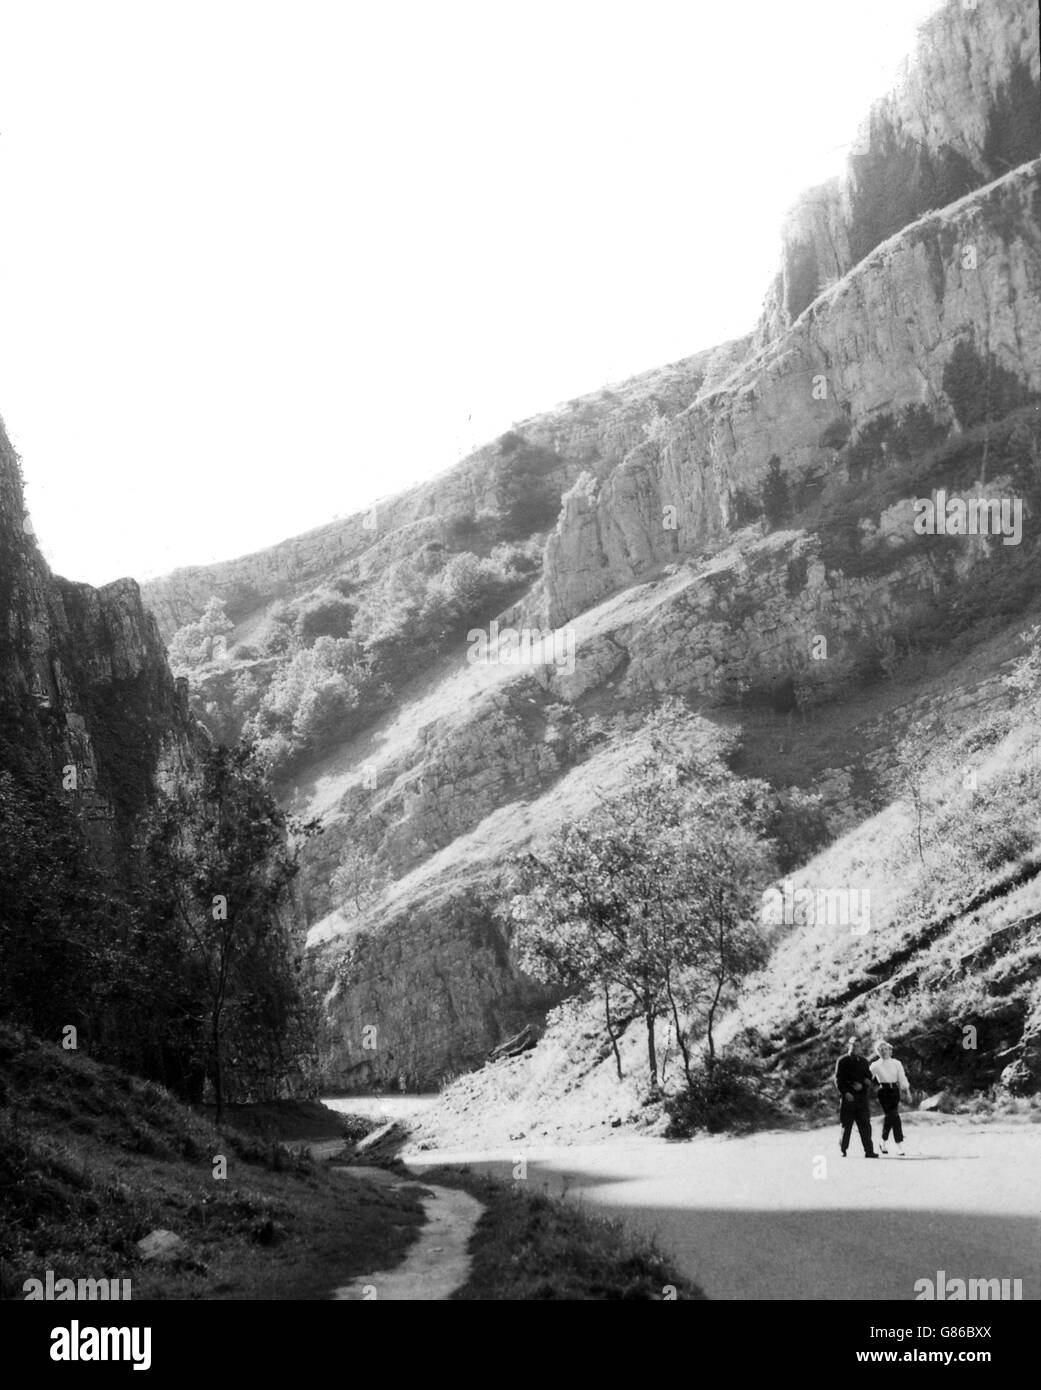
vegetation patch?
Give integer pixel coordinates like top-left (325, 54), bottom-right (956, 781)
top-left (424, 1166), bottom-right (705, 1300)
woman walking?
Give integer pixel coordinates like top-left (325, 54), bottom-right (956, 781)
top-left (870, 1040), bottom-right (911, 1155)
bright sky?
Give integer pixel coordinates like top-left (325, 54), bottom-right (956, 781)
top-left (0, 0), bottom-right (944, 586)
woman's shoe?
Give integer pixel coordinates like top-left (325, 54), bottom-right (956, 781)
top-left (896, 1146), bottom-right (906, 1156)
top-left (880, 1144), bottom-right (888, 1154)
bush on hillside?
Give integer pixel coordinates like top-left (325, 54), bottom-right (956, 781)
top-left (167, 598), bottom-right (234, 670)
top-left (664, 1054), bottom-right (779, 1136)
top-left (761, 456), bottom-right (790, 529)
top-left (293, 590), bottom-right (356, 645)
top-left (248, 637), bottom-right (381, 779)
top-left (819, 417), bottom-right (852, 451)
top-left (493, 441), bottom-right (563, 540)
top-left (942, 339), bottom-right (1036, 430)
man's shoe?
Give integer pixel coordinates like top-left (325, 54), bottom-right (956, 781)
top-left (864, 1152), bottom-right (878, 1158)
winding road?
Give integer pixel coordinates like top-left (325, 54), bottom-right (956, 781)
top-left (404, 1117), bottom-right (1041, 1300)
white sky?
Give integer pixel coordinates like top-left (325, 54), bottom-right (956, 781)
top-left (0, 0), bottom-right (944, 587)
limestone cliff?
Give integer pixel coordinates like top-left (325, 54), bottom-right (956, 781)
top-left (138, 0), bottom-right (1041, 1095)
top-left (0, 416), bottom-right (201, 874)
top-left (755, 0), bottom-right (1039, 346)
top-left (540, 160), bottom-right (1041, 627)
top-left (140, 350), bottom-right (718, 640)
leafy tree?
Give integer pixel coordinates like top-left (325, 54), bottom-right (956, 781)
top-left (884, 721), bottom-right (934, 865)
top-left (140, 742), bottom-right (319, 1119)
top-left (0, 750), bottom-right (121, 1046)
top-left (942, 339), bottom-right (1034, 433)
top-left (332, 844), bottom-right (389, 913)
top-left (294, 590), bottom-right (356, 645)
top-left (493, 441), bottom-right (563, 539)
top-left (509, 749), bottom-right (773, 1089)
top-left (761, 456), bottom-right (791, 529)
top-left (167, 597), bottom-right (234, 670)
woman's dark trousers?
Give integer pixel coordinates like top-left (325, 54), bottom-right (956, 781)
top-left (878, 1084), bottom-right (903, 1144)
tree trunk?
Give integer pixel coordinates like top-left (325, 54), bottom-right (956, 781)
top-left (603, 983), bottom-right (623, 1081)
top-left (645, 1010), bottom-right (658, 1090)
top-left (665, 970), bottom-right (692, 1088)
top-left (213, 1016), bottom-right (224, 1124)
top-left (706, 973), bottom-right (725, 1077)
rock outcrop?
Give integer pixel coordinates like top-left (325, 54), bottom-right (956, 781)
top-left (0, 415), bottom-right (202, 873)
top-left (755, 0), bottom-right (1040, 346)
top-left (139, 350), bottom-right (720, 639)
top-left (541, 161), bottom-right (1041, 627)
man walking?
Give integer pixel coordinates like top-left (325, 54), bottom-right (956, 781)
top-left (870, 1039), bottom-right (911, 1155)
top-left (835, 1034), bottom-right (878, 1157)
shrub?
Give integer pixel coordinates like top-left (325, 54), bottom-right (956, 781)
top-left (664, 1055), bottom-right (779, 1136)
top-left (167, 598), bottom-right (234, 670)
top-left (761, 456), bottom-right (790, 529)
top-left (819, 418), bottom-right (852, 451)
top-left (767, 785), bottom-right (830, 873)
top-left (294, 591), bottom-right (356, 645)
top-left (890, 403), bottom-right (946, 459)
top-left (730, 486), bottom-right (763, 527)
top-left (493, 441), bottom-right (563, 540)
top-left (785, 240), bottom-right (820, 322)
top-left (844, 414), bottom-right (896, 479)
top-left (983, 58), bottom-right (1041, 177)
top-left (942, 339), bottom-right (1035, 430)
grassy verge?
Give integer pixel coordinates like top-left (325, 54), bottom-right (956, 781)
top-left (0, 1026), bottom-right (422, 1300)
top-left (419, 1164), bottom-right (705, 1300)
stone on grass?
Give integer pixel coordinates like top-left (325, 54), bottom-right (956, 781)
top-left (135, 1229), bottom-right (185, 1262)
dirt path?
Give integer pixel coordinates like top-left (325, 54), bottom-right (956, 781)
top-left (405, 1117), bottom-right (1041, 1300)
top-left (329, 1164), bottom-right (484, 1301)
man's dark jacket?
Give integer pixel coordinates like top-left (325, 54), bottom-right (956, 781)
top-left (835, 1052), bottom-right (873, 1099)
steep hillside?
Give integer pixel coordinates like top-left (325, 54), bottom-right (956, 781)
top-left (138, 0), bottom-right (1041, 1097)
top-left (0, 1024), bottom-right (424, 1300)
top-left (410, 633), bottom-right (1041, 1148)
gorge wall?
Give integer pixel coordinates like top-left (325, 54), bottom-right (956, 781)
top-left (138, 0), bottom-right (1041, 1093)
top-left (0, 416), bottom-right (202, 875)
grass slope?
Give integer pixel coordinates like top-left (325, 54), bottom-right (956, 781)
top-left (0, 1025), bottom-right (422, 1300)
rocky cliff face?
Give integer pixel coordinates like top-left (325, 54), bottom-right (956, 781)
top-left (138, 0), bottom-right (1041, 1094)
top-left (755, 0), bottom-right (1040, 347)
top-left (140, 350), bottom-right (719, 640)
top-left (541, 160), bottom-right (1041, 627)
top-left (0, 415), bottom-right (202, 883)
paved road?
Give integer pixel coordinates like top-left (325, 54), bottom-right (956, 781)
top-left (406, 1118), bottom-right (1041, 1300)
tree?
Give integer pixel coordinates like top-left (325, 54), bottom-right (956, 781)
top-left (167, 597), bottom-right (234, 670)
top-left (886, 722), bottom-right (934, 865)
top-left (141, 742), bottom-right (319, 1119)
top-left (1003, 625), bottom-right (1041, 709)
top-left (761, 456), bottom-right (790, 529)
top-left (509, 750), bottom-right (774, 1089)
top-left (332, 844), bottom-right (388, 913)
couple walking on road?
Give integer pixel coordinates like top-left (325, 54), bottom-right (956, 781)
top-left (836, 1035), bottom-right (911, 1158)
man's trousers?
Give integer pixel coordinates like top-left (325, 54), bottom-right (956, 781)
top-left (839, 1095), bottom-right (874, 1155)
